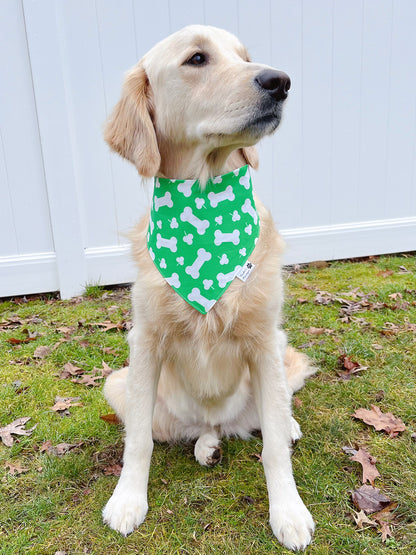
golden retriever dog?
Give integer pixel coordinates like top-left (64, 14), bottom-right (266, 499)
top-left (102, 25), bottom-right (315, 551)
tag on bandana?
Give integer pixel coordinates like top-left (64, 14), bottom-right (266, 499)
top-left (147, 165), bottom-right (260, 314)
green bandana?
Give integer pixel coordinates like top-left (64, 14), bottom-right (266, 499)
top-left (147, 165), bottom-right (260, 314)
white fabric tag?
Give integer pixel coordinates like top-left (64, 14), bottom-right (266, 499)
top-left (236, 260), bottom-right (255, 282)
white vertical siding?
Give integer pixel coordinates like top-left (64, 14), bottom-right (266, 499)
top-left (1, 0), bottom-right (415, 298)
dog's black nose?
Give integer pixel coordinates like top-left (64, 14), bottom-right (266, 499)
top-left (255, 69), bottom-right (291, 101)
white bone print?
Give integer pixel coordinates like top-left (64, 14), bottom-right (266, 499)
top-left (156, 233), bottom-right (177, 252)
top-left (217, 266), bottom-right (242, 288)
top-left (154, 191), bottom-right (173, 211)
top-left (166, 273), bottom-right (180, 288)
top-left (241, 198), bottom-right (258, 224)
top-left (188, 287), bottom-right (216, 312)
top-left (180, 207), bottom-right (209, 235)
top-left (185, 248), bottom-right (212, 279)
top-left (239, 169), bottom-right (251, 189)
top-left (177, 180), bottom-right (194, 197)
top-left (203, 279), bottom-right (213, 290)
top-left (214, 229), bottom-right (240, 246)
top-left (207, 185), bottom-right (235, 208)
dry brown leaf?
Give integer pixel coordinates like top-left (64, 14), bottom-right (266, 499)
top-left (378, 520), bottom-right (392, 542)
top-left (6, 336), bottom-right (36, 345)
top-left (303, 327), bottom-right (333, 336)
top-left (377, 270), bottom-right (394, 278)
top-left (33, 345), bottom-right (51, 359)
top-left (50, 396), bottom-right (82, 412)
top-left (103, 464), bottom-right (123, 476)
top-left (40, 440), bottom-right (83, 456)
top-left (87, 320), bottom-right (124, 332)
top-left (0, 417), bottom-right (37, 447)
top-left (352, 405), bottom-right (406, 437)
top-left (349, 447), bottom-right (381, 485)
top-left (58, 362), bottom-right (84, 379)
top-left (71, 374), bottom-right (103, 387)
top-left (5, 461), bottom-right (29, 475)
top-left (351, 484), bottom-right (391, 514)
top-left (100, 413), bottom-right (121, 425)
top-left (352, 509), bottom-right (377, 529)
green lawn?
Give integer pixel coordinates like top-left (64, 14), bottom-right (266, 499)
top-left (1, 254), bottom-right (415, 554)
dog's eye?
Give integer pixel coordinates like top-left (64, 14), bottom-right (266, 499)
top-left (185, 52), bottom-right (207, 66)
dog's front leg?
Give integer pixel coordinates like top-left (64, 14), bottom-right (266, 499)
top-left (102, 326), bottom-right (160, 536)
top-left (250, 330), bottom-right (314, 551)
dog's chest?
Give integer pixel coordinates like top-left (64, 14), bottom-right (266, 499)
top-left (168, 336), bottom-right (246, 403)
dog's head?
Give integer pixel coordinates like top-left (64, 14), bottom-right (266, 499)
top-left (105, 25), bottom-right (290, 178)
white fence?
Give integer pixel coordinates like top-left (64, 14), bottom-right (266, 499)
top-left (1, 0), bottom-right (415, 299)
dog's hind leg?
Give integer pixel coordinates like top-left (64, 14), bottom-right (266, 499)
top-left (194, 429), bottom-right (222, 467)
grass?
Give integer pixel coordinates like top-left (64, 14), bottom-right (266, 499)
top-left (0, 254), bottom-right (415, 554)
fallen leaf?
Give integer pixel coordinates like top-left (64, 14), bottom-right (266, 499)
top-left (98, 361), bottom-right (114, 378)
top-left (6, 336), bottom-right (36, 345)
top-left (71, 374), bottom-right (103, 387)
top-left (377, 270), bottom-right (394, 278)
top-left (352, 405), bottom-right (406, 437)
top-left (50, 396), bottom-right (82, 412)
top-left (57, 362), bottom-right (84, 379)
top-left (100, 413), bottom-right (121, 425)
top-left (0, 417), bottom-right (37, 447)
top-left (303, 327), bottom-right (333, 336)
top-left (5, 461), bottom-right (29, 475)
top-left (337, 355), bottom-right (367, 380)
top-left (56, 326), bottom-right (75, 336)
top-left (33, 345), bottom-right (51, 359)
top-left (351, 484), bottom-right (391, 513)
top-left (388, 292), bottom-right (402, 300)
top-left (378, 520), bottom-right (393, 542)
top-left (372, 344), bottom-right (384, 350)
top-left (349, 447), bottom-right (381, 485)
top-left (40, 440), bottom-right (83, 456)
top-left (87, 320), bottom-right (124, 332)
top-left (103, 464), bottom-right (123, 476)
top-left (293, 397), bottom-right (303, 408)
top-left (352, 509), bottom-right (377, 529)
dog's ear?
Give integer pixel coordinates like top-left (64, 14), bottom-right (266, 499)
top-left (240, 146), bottom-right (259, 170)
top-left (104, 64), bottom-right (160, 177)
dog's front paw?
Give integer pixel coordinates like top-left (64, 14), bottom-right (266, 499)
top-left (270, 496), bottom-right (314, 551)
top-left (103, 482), bottom-right (148, 536)
top-left (290, 417), bottom-right (302, 443)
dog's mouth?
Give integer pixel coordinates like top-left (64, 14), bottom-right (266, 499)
top-left (239, 103), bottom-right (283, 138)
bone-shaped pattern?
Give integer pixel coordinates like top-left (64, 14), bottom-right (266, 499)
top-left (154, 191), bottom-right (173, 211)
top-left (188, 287), bottom-right (216, 312)
top-left (207, 185), bottom-right (235, 208)
top-left (180, 206), bottom-right (210, 235)
top-left (166, 273), bottom-right (181, 288)
top-left (239, 170), bottom-right (251, 189)
top-left (156, 233), bottom-right (178, 252)
top-left (185, 248), bottom-right (212, 279)
top-left (177, 180), bottom-right (195, 197)
top-left (241, 198), bottom-right (258, 224)
top-left (217, 265), bottom-right (242, 288)
top-left (214, 229), bottom-right (240, 246)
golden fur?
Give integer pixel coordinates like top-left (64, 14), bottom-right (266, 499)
top-left (102, 25), bottom-right (315, 551)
